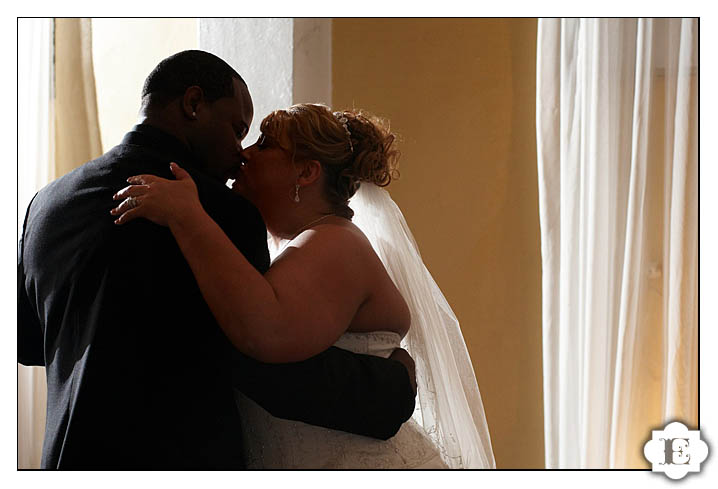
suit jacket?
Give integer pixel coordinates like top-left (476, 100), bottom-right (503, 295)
top-left (17, 124), bottom-right (415, 469)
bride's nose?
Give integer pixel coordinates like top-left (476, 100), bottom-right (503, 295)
top-left (240, 145), bottom-right (252, 161)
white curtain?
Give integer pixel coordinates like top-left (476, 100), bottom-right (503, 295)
top-left (18, 17), bottom-right (54, 469)
top-left (536, 18), bottom-right (698, 469)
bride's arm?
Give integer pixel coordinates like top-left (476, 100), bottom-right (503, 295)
top-left (170, 210), bottom-right (367, 363)
top-left (112, 164), bottom-right (368, 363)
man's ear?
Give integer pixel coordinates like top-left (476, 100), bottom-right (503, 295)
top-left (181, 86), bottom-right (204, 120)
top-left (296, 159), bottom-right (323, 186)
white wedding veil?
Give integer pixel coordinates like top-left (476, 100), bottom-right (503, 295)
top-left (349, 183), bottom-right (496, 469)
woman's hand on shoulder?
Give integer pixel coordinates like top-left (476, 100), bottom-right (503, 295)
top-left (111, 162), bottom-right (203, 228)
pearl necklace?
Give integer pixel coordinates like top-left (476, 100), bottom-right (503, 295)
top-left (291, 213), bottom-right (337, 239)
top-left (271, 214), bottom-right (337, 260)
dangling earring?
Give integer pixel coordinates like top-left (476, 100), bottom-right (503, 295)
top-left (294, 184), bottom-right (301, 203)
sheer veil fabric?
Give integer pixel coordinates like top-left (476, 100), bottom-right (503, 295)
top-left (348, 183), bottom-right (496, 469)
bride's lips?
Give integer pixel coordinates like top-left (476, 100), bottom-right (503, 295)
top-left (226, 162), bottom-right (245, 181)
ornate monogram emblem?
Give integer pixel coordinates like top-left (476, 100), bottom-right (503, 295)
top-left (643, 421), bottom-right (709, 480)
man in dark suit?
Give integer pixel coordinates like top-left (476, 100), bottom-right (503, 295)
top-left (17, 50), bottom-right (416, 469)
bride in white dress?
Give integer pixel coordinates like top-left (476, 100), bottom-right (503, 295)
top-left (111, 103), bottom-right (495, 469)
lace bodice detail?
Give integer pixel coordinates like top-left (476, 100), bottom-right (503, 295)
top-left (332, 331), bottom-right (401, 358)
top-left (235, 331), bottom-right (446, 469)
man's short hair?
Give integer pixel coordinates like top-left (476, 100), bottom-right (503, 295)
top-left (141, 50), bottom-right (246, 109)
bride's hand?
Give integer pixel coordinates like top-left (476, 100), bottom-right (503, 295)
top-left (111, 162), bottom-right (202, 228)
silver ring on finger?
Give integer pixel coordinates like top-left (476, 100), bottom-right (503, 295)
top-left (125, 196), bottom-right (140, 209)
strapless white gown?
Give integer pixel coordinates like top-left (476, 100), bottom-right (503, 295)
top-left (235, 331), bottom-right (448, 469)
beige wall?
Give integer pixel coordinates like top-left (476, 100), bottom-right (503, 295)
top-left (333, 18), bottom-right (543, 468)
top-left (92, 19), bottom-right (198, 152)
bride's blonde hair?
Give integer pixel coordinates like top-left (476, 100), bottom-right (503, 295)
top-left (259, 103), bottom-right (400, 219)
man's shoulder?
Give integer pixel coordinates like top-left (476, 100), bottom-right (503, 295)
top-left (192, 172), bottom-right (261, 219)
top-left (187, 176), bottom-right (270, 273)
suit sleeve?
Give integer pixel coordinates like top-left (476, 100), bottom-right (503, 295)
top-left (231, 347), bottom-right (416, 440)
top-left (18, 197), bottom-right (45, 367)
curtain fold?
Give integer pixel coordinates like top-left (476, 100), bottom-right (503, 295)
top-left (54, 18), bottom-right (103, 172)
top-left (537, 18), bottom-right (698, 469)
top-left (18, 17), bottom-right (102, 469)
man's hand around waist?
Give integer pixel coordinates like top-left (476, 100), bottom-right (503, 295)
top-left (389, 348), bottom-right (416, 397)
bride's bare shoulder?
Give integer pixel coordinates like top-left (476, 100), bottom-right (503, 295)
top-left (317, 221), bottom-right (411, 337)
top-left (292, 218), bottom-right (374, 258)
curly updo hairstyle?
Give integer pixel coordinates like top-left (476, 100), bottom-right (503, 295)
top-left (260, 103), bottom-right (400, 219)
